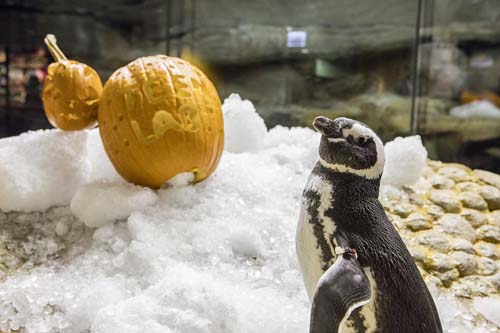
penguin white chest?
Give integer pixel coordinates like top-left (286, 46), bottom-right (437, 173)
top-left (296, 174), bottom-right (338, 300)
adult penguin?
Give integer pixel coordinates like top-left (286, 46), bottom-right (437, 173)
top-left (296, 116), bottom-right (442, 333)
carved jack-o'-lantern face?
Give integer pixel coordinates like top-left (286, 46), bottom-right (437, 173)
top-left (42, 34), bottom-right (103, 130)
top-left (43, 60), bottom-right (102, 130)
top-left (98, 55), bottom-right (224, 188)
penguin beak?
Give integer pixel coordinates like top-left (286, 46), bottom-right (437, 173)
top-left (313, 116), bottom-right (342, 138)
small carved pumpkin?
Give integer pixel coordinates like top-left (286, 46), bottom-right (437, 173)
top-left (42, 34), bottom-right (103, 130)
top-left (98, 55), bottom-right (224, 188)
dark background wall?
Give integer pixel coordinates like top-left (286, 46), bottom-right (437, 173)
top-left (0, 0), bottom-right (500, 171)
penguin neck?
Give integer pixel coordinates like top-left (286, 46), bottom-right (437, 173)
top-left (316, 163), bottom-right (381, 199)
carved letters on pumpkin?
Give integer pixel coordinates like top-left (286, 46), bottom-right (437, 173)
top-left (128, 58), bottom-right (202, 145)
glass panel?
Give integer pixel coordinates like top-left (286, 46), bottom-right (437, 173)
top-left (183, 0), bottom-right (419, 143)
top-left (414, 0), bottom-right (500, 172)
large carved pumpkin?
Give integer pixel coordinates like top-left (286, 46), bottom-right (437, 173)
top-left (42, 35), bottom-right (103, 130)
top-left (98, 55), bottom-right (224, 188)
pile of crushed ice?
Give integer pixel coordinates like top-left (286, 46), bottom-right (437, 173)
top-left (0, 94), bottom-right (498, 332)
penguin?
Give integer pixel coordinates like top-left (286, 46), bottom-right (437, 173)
top-left (296, 116), bottom-right (442, 333)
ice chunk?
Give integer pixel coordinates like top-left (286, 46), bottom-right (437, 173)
top-left (86, 129), bottom-right (122, 183)
top-left (451, 100), bottom-right (500, 118)
top-left (164, 171), bottom-right (195, 188)
top-left (228, 226), bottom-right (264, 257)
top-left (70, 182), bottom-right (158, 227)
top-left (473, 297), bottom-right (500, 326)
top-left (382, 135), bottom-right (428, 187)
top-left (0, 130), bottom-right (88, 212)
top-left (222, 93), bottom-right (268, 153)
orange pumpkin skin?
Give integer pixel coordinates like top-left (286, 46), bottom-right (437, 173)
top-left (42, 60), bottom-right (103, 130)
top-left (98, 55), bottom-right (225, 188)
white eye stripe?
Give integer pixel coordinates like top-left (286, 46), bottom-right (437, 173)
top-left (342, 124), bottom-right (374, 140)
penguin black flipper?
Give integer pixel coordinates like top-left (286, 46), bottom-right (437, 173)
top-left (310, 251), bottom-right (371, 333)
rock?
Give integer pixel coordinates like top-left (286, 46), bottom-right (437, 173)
top-left (428, 174), bottom-right (455, 189)
top-left (408, 244), bottom-right (428, 264)
top-left (426, 204), bottom-right (444, 219)
top-left (430, 190), bottom-right (461, 213)
top-left (473, 169), bottom-right (500, 189)
top-left (450, 251), bottom-right (478, 276)
top-left (479, 185), bottom-right (500, 211)
top-left (404, 212), bottom-right (432, 231)
top-left (438, 214), bottom-right (476, 242)
top-left (461, 209), bottom-right (487, 228)
top-left (474, 242), bottom-right (500, 259)
top-left (391, 202), bottom-right (416, 218)
top-left (434, 269), bottom-right (460, 287)
top-left (422, 165), bottom-right (435, 178)
top-left (477, 258), bottom-right (498, 276)
top-left (476, 225), bottom-right (500, 243)
top-left (408, 189), bottom-right (427, 207)
top-left (426, 252), bottom-right (456, 272)
top-left (438, 166), bottom-right (470, 182)
top-left (427, 160), bottom-right (443, 171)
top-left (490, 211), bottom-right (500, 227)
top-left (489, 273), bottom-right (500, 290)
top-left (457, 182), bottom-right (480, 192)
top-left (452, 275), bottom-right (496, 298)
top-left (416, 230), bottom-right (450, 252)
top-left (459, 191), bottom-right (488, 210)
top-left (450, 238), bottom-right (474, 254)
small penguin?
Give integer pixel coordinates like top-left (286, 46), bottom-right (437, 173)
top-left (296, 116), bottom-right (442, 333)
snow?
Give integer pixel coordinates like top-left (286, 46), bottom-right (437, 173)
top-left (0, 100), bottom-right (497, 332)
top-left (164, 172), bottom-right (195, 188)
top-left (382, 135), bottom-right (428, 187)
top-left (473, 297), bottom-right (500, 327)
top-left (0, 130), bottom-right (89, 212)
top-left (86, 129), bottom-right (122, 183)
top-left (450, 100), bottom-right (500, 118)
top-left (222, 93), bottom-right (268, 153)
top-left (70, 182), bottom-right (158, 228)
top-left (431, 288), bottom-right (499, 333)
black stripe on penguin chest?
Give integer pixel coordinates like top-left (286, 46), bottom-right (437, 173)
top-left (304, 190), bottom-right (335, 270)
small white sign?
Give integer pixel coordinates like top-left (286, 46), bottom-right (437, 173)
top-left (287, 31), bottom-right (307, 48)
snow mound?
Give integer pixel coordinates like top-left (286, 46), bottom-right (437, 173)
top-left (86, 129), bottom-right (122, 183)
top-left (222, 93), bottom-right (268, 153)
top-left (70, 182), bottom-right (158, 227)
top-left (0, 106), bottom-right (493, 333)
top-left (0, 130), bottom-right (89, 212)
top-left (450, 100), bottom-right (500, 118)
top-left (382, 135), bottom-right (428, 187)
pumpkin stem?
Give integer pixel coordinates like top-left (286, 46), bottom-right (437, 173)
top-left (44, 34), bottom-right (68, 62)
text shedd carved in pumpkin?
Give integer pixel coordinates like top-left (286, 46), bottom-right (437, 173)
top-left (98, 55), bottom-right (224, 188)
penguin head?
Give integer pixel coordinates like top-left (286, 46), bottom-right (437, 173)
top-left (313, 116), bottom-right (385, 179)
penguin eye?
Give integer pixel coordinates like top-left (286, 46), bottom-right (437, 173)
top-left (357, 136), bottom-right (371, 146)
